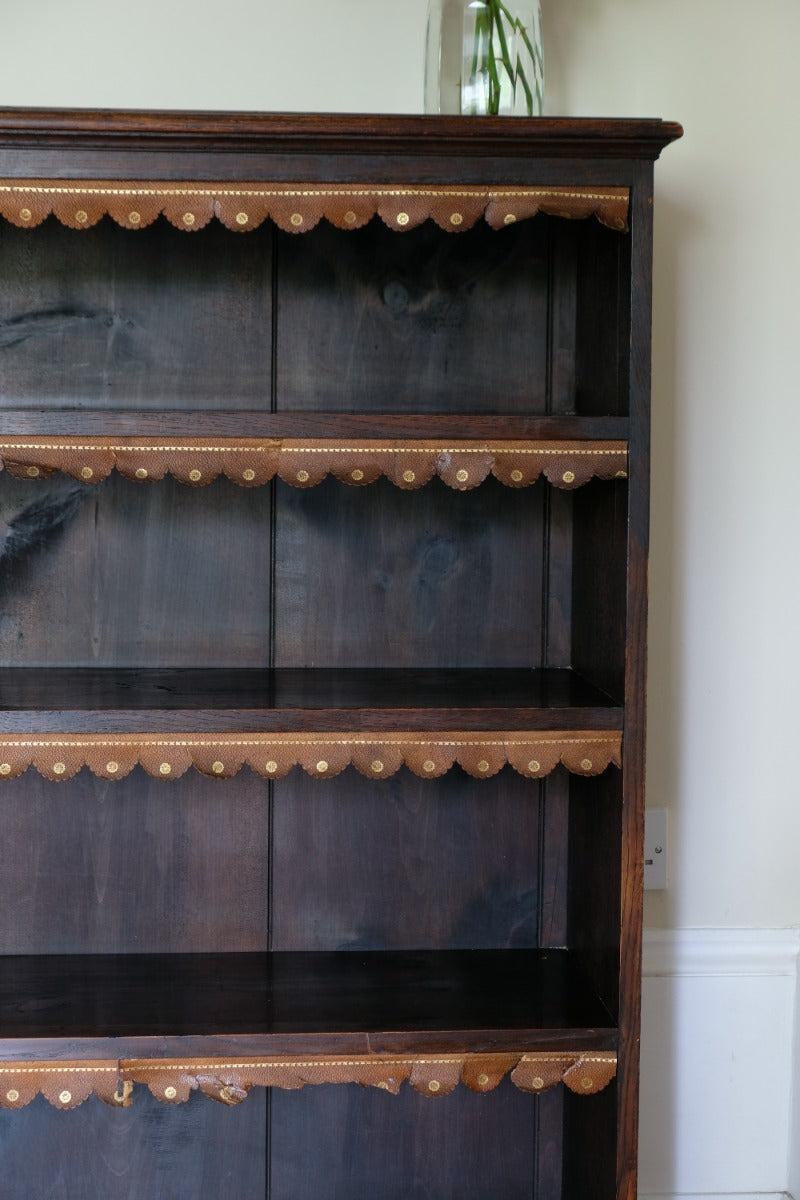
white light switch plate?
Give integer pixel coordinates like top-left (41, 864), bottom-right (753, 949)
top-left (644, 808), bottom-right (668, 890)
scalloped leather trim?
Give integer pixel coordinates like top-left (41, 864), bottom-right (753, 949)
top-left (0, 1052), bottom-right (616, 1107)
top-left (0, 181), bottom-right (629, 233)
top-left (0, 1062), bottom-right (129, 1109)
top-left (0, 438), bottom-right (627, 491)
top-left (0, 731), bottom-right (621, 783)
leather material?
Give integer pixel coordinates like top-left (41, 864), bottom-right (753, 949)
top-left (0, 180), bottom-right (630, 234)
top-left (0, 438), bottom-right (628, 491)
top-left (0, 1052), bottom-right (617, 1108)
top-left (0, 731), bottom-right (622, 783)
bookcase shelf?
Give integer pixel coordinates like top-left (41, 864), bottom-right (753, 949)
top-left (0, 110), bottom-right (680, 1199)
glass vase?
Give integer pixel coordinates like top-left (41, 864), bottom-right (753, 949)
top-left (425, 0), bottom-right (544, 116)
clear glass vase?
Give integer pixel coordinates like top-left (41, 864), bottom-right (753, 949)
top-left (425, 0), bottom-right (544, 116)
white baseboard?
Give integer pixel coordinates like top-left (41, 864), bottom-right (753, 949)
top-left (638, 928), bottom-right (800, 1198)
top-left (640, 1193), bottom-right (791, 1199)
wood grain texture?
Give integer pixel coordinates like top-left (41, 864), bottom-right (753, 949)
top-left (0, 1091), bottom-right (268, 1200)
top-left (0, 110), bottom-right (680, 1198)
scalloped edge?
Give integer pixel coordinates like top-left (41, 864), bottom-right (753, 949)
top-left (0, 438), bottom-right (628, 491)
top-left (0, 181), bottom-right (630, 234)
top-left (0, 730), bottom-right (622, 783)
top-left (0, 1051), bottom-right (617, 1108)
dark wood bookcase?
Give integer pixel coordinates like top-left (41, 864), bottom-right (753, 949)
top-left (0, 111), bottom-right (680, 1199)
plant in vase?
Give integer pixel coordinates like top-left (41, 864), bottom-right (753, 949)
top-left (425, 0), bottom-right (544, 116)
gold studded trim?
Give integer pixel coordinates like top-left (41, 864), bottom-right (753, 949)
top-left (0, 731), bottom-right (621, 782)
top-left (0, 1052), bottom-right (617, 1108)
top-left (0, 438), bottom-right (628, 491)
top-left (0, 1062), bottom-right (128, 1110)
top-left (0, 181), bottom-right (630, 233)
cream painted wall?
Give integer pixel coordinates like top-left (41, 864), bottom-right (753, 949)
top-left (541, 0), bottom-right (800, 930)
top-left (2, 1), bottom-right (799, 932)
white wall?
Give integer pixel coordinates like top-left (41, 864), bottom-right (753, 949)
top-left (3, 0), bottom-right (797, 934)
top-left (3, 0), bottom-right (799, 1192)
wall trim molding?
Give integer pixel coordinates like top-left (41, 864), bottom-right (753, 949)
top-left (638, 927), bottom-right (799, 1197)
top-left (640, 1193), bottom-right (791, 1199)
top-left (643, 926), bottom-right (800, 979)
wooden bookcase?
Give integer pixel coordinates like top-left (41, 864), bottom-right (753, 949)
top-left (0, 112), bottom-right (680, 1199)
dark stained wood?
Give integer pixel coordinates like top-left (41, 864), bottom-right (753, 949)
top-left (274, 478), bottom-right (546, 668)
top-left (0, 110), bottom-right (679, 1198)
top-left (0, 666), bottom-right (621, 714)
top-left (0, 473), bottom-right (273, 669)
top-left (571, 478), bottom-right (629, 700)
top-left (574, 218), bottom-right (631, 416)
top-left (0, 949), bottom-right (614, 1049)
top-left (0, 220), bottom-right (273, 410)
top-left (0, 770), bottom-right (270, 955)
top-left (0, 408), bottom-right (629, 438)
top-left (271, 768), bottom-right (542, 954)
top-left (614, 157), bottom-right (658, 1200)
top-left (0, 1091), bottom-right (268, 1200)
top-left (271, 1082), bottom-right (537, 1200)
top-left (0, 111), bottom-right (683, 166)
top-left (276, 219), bottom-right (549, 413)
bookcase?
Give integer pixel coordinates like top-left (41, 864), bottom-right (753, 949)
top-left (0, 111), bottom-right (681, 1199)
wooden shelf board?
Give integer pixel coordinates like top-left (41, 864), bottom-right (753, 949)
top-left (0, 949), bottom-right (615, 1055)
top-left (0, 668), bottom-right (622, 732)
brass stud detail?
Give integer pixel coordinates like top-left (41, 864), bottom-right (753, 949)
top-left (0, 764), bottom-right (11, 776)
top-left (106, 761), bottom-right (119, 775)
top-left (189, 469), bottom-right (202, 482)
top-left (503, 213), bottom-right (517, 225)
top-left (371, 760), bottom-right (384, 774)
top-left (456, 468), bottom-right (469, 483)
top-left (52, 762), bottom-right (66, 775)
top-left (80, 466), bottom-right (94, 479)
top-left (477, 760), bottom-right (490, 773)
top-left (402, 470), bottom-right (416, 483)
top-left (6, 1089), bottom-right (19, 1102)
top-left (423, 760), bottom-right (436, 773)
top-left (528, 759), bottom-right (541, 773)
top-left (236, 212), bottom-right (249, 225)
top-left (581, 1077), bottom-right (594, 1091)
top-left (135, 467), bottom-right (148, 479)
top-left (316, 760), bottom-right (329, 774)
top-left (265, 761), bottom-right (278, 774)
top-left (75, 211), bottom-right (88, 224)
top-left (19, 208), bottom-right (31, 222)
top-left (397, 212), bottom-right (410, 226)
top-left (297, 469), bottom-right (310, 483)
top-left (510, 469), bottom-right (523, 483)
top-left (562, 470), bottom-right (576, 483)
top-left (182, 213), bottom-right (196, 227)
top-left (164, 1086), bottom-right (177, 1099)
top-left (427, 1080), bottom-right (440, 1093)
top-left (477, 1073), bottom-right (490, 1086)
top-left (450, 212), bottom-right (463, 226)
top-left (159, 762), bottom-right (172, 775)
top-left (128, 211), bottom-right (141, 225)
top-left (531, 1076), bottom-right (545, 1089)
top-left (26, 466), bottom-right (40, 477)
top-left (351, 469), bottom-right (364, 482)
top-left (242, 468), bottom-right (256, 481)
top-left (344, 210), bottom-right (357, 225)
top-left (59, 1090), bottom-right (72, 1104)
top-left (580, 758), bottom-right (593, 772)
top-left (212, 761), bottom-right (225, 775)
top-left (290, 213), bottom-right (304, 227)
